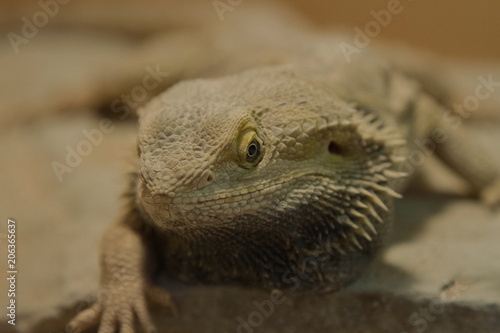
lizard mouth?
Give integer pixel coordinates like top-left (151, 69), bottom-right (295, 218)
top-left (170, 164), bottom-right (402, 207)
top-left (171, 170), bottom-right (321, 206)
top-left (138, 164), bottom-right (403, 256)
top-left (164, 170), bottom-right (402, 231)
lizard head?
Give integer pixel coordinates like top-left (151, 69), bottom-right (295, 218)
top-left (135, 67), bottom-right (406, 256)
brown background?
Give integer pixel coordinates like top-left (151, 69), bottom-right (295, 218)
top-left (1, 0), bottom-right (499, 61)
top-left (282, 0), bottom-right (500, 61)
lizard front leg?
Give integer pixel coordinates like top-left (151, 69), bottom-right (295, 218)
top-left (419, 95), bottom-right (500, 207)
top-left (435, 123), bottom-right (500, 207)
top-left (68, 219), bottom-right (176, 333)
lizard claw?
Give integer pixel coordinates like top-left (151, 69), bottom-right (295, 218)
top-left (68, 282), bottom-right (176, 333)
top-left (146, 284), bottom-right (179, 317)
top-left (68, 302), bottom-right (102, 332)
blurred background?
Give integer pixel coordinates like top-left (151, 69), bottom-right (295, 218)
top-left (2, 0), bottom-right (500, 60)
top-left (1, 0), bottom-right (500, 125)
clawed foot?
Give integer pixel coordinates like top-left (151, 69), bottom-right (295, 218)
top-left (68, 282), bottom-right (177, 333)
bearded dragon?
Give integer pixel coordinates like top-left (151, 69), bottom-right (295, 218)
top-left (67, 12), bottom-right (500, 333)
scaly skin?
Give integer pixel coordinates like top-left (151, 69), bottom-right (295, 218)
top-left (69, 50), bottom-right (500, 333)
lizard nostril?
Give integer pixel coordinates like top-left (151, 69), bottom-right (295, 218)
top-left (196, 170), bottom-right (215, 189)
top-left (328, 141), bottom-right (344, 155)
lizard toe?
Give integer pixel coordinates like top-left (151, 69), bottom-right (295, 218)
top-left (118, 307), bottom-right (135, 333)
top-left (97, 305), bottom-right (118, 333)
top-left (68, 302), bottom-right (103, 333)
top-left (133, 295), bottom-right (158, 333)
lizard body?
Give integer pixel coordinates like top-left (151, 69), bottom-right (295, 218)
top-left (69, 19), bottom-right (500, 333)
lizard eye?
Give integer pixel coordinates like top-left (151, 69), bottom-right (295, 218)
top-left (246, 139), bottom-right (261, 163)
top-left (237, 128), bottom-right (263, 168)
